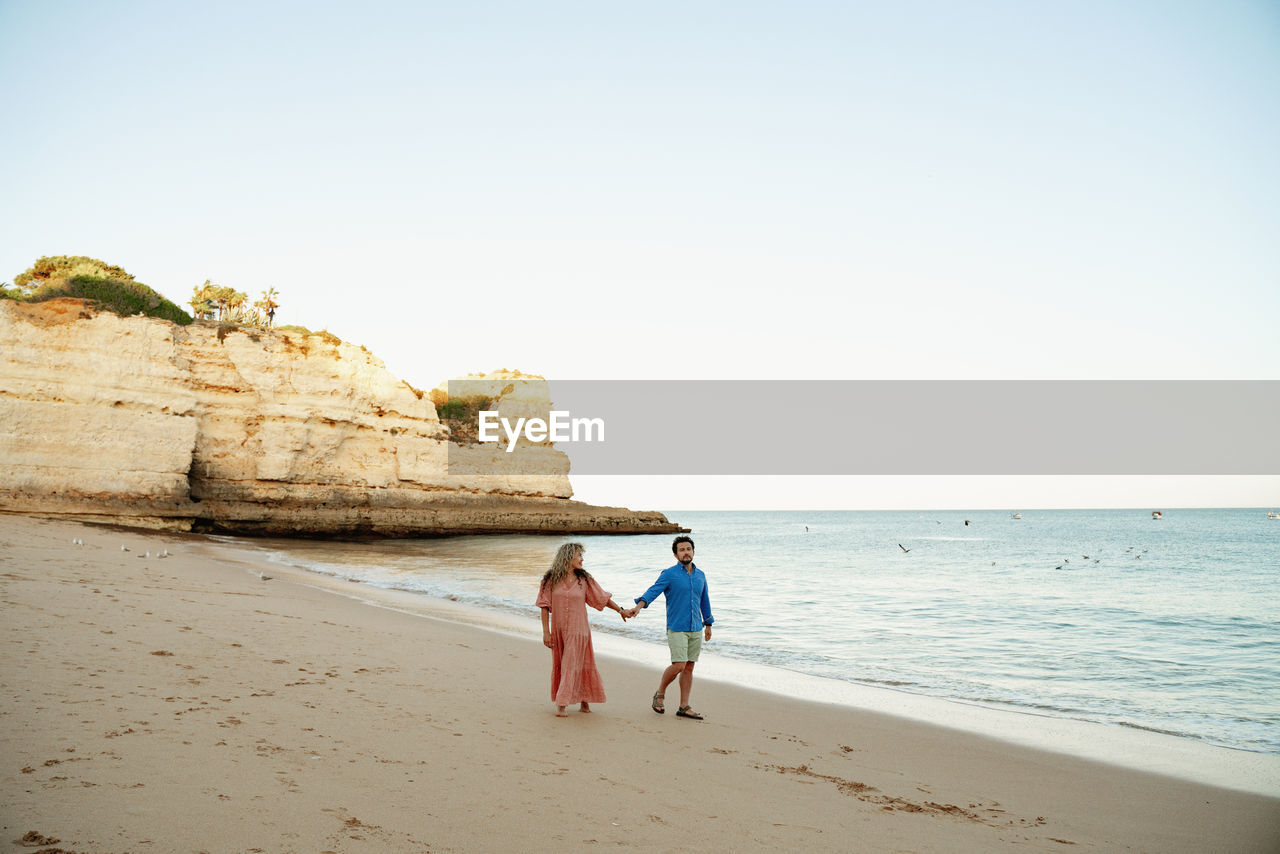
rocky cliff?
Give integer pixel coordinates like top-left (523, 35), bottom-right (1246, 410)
top-left (0, 299), bottom-right (681, 536)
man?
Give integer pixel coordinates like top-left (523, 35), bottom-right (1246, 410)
top-left (623, 535), bottom-right (714, 720)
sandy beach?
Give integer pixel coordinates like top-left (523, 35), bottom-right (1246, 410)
top-left (2, 513), bottom-right (1277, 853)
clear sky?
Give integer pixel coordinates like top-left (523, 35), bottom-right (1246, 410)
top-left (2, 0), bottom-right (1277, 509)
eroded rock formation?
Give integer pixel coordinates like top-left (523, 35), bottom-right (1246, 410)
top-left (0, 299), bottom-right (681, 536)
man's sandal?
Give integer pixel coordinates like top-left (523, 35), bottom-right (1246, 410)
top-left (676, 706), bottom-right (704, 720)
top-left (652, 693), bottom-right (665, 714)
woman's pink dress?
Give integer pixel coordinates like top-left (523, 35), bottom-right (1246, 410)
top-left (536, 574), bottom-right (610, 706)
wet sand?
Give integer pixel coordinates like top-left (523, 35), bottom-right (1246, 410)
top-left (2, 513), bottom-right (1277, 852)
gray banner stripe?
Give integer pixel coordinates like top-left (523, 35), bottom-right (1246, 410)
top-left (446, 381), bottom-right (1280, 475)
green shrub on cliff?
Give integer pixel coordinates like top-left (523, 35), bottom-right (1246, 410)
top-left (435, 394), bottom-right (495, 444)
top-left (8, 256), bottom-right (194, 325)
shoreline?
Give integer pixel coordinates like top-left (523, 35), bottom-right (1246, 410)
top-left (255, 541), bottom-right (1280, 799)
top-left (233, 526), bottom-right (1280, 795)
top-left (4, 513), bottom-right (1278, 852)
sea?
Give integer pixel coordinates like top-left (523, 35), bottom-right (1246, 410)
top-left (227, 508), bottom-right (1280, 782)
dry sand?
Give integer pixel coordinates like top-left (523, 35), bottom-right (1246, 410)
top-left (2, 513), bottom-right (1277, 853)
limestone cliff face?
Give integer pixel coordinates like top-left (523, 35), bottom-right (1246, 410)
top-left (0, 299), bottom-right (680, 536)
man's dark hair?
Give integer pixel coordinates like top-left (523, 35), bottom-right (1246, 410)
top-left (672, 535), bottom-right (695, 554)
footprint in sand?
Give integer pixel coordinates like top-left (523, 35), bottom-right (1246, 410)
top-left (14, 830), bottom-right (60, 847)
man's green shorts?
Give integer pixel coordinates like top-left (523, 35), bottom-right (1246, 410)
top-left (667, 629), bottom-right (703, 663)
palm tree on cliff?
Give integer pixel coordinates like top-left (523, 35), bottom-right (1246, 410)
top-left (189, 294), bottom-right (212, 320)
top-left (211, 285), bottom-right (235, 321)
top-left (225, 288), bottom-right (248, 322)
top-left (190, 281), bottom-right (215, 320)
top-left (193, 280), bottom-right (226, 320)
top-left (255, 287), bottom-right (279, 328)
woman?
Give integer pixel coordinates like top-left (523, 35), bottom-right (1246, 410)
top-left (536, 542), bottom-right (627, 716)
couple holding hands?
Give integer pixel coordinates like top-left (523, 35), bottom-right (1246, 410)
top-left (536, 536), bottom-right (713, 719)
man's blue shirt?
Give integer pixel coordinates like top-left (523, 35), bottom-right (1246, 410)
top-left (636, 562), bottom-right (713, 631)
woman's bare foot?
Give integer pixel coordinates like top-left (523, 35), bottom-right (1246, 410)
top-left (579, 702), bottom-right (592, 713)
top-left (556, 706), bottom-right (568, 717)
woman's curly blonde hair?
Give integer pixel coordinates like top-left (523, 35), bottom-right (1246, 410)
top-left (540, 542), bottom-right (589, 593)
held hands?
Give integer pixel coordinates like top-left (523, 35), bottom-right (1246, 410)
top-left (620, 606), bottom-right (639, 620)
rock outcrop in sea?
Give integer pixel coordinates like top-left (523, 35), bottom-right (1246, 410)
top-left (0, 298), bottom-right (682, 536)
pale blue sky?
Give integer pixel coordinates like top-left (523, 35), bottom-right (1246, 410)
top-left (2, 0), bottom-right (1277, 508)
